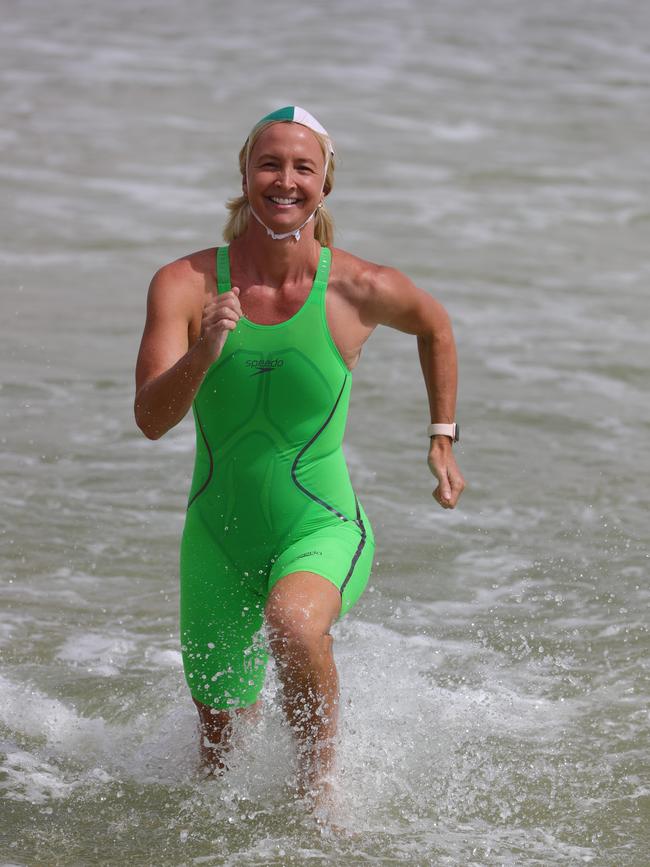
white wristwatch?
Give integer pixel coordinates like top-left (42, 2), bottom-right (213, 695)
top-left (427, 422), bottom-right (460, 442)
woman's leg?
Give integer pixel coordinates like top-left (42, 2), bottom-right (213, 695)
top-left (193, 698), bottom-right (261, 773)
top-left (264, 571), bottom-right (342, 796)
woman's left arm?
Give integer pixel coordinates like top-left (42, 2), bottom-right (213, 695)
top-left (361, 265), bottom-right (466, 509)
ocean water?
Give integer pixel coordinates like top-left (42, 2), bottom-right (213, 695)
top-left (1, 0), bottom-right (649, 864)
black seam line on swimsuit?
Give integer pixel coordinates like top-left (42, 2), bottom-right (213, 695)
top-left (290, 376), bottom-right (351, 523)
top-left (340, 494), bottom-right (367, 597)
top-left (187, 405), bottom-right (214, 509)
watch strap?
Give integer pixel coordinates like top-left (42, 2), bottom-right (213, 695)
top-left (427, 422), bottom-right (459, 442)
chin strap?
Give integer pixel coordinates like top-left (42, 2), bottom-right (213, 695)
top-left (249, 205), bottom-right (318, 242)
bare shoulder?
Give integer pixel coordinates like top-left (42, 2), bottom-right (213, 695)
top-left (148, 247), bottom-right (216, 313)
top-left (329, 247), bottom-right (423, 327)
top-left (329, 247), bottom-right (411, 296)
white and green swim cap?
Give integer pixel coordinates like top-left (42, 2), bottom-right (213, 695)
top-left (252, 106), bottom-right (334, 155)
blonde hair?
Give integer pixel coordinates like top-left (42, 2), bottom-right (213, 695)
top-left (223, 121), bottom-right (336, 246)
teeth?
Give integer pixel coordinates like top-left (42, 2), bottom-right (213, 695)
top-left (270, 197), bottom-right (298, 205)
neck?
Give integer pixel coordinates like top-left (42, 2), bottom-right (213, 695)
top-left (231, 220), bottom-right (321, 287)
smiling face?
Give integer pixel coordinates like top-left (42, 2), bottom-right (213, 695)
top-left (244, 122), bottom-right (327, 236)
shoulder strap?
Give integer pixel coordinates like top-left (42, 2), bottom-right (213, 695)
top-left (311, 246), bottom-right (331, 301)
top-left (216, 247), bottom-right (231, 294)
top-left (216, 245), bottom-right (330, 299)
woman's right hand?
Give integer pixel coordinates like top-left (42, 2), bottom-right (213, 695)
top-left (135, 256), bottom-right (244, 440)
top-left (197, 287), bottom-right (242, 363)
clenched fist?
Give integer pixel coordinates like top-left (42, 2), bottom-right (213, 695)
top-left (197, 287), bottom-right (243, 363)
top-left (428, 437), bottom-right (465, 509)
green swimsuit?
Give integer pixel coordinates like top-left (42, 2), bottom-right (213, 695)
top-left (180, 245), bottom-right (374, 709)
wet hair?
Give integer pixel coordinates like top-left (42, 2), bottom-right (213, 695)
top-left (223, 121), bottom-right (335, 246)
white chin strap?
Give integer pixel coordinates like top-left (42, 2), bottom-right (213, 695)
top-left (249, 205), bottom-right (317, 242)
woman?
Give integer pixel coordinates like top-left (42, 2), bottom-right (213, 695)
top-left (134, 106), bottom-right (465, 804)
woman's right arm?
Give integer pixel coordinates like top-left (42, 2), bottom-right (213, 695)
top-left (134, 260), bottom-right (241, 440)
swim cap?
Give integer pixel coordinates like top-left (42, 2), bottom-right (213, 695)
top-left (252, 106), bottom-right (335, 155)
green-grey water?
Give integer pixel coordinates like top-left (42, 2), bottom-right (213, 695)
top-left (1, 0), bottom-right (649, 864)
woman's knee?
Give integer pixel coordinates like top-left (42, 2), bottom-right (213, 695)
top-left (193, 698), bottom-right (231, 738)
top-left (266, 571), bottom-right (340, 632)
top-left (265, 571), bottom-right (341, 667)
top-left (265, 603), bottom-right (333, 667)
top-left (267, 605), bottom-right (328, 655)
top-left (193, 697), bottom-right (260, 737)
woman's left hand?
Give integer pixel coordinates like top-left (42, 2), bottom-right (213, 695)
top-left (427, 437), bottom-right (465, 509)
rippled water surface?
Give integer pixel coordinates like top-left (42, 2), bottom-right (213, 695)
top-left (2, 0), bottom-right (649, 864)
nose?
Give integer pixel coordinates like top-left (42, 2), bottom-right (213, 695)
top-left (274, 165), bottom-right (296, 189)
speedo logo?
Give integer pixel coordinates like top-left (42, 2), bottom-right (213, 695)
top-left (246, 358), bottom-right (285, 376)
top-left (295, 550), bottom-right (323, 560)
